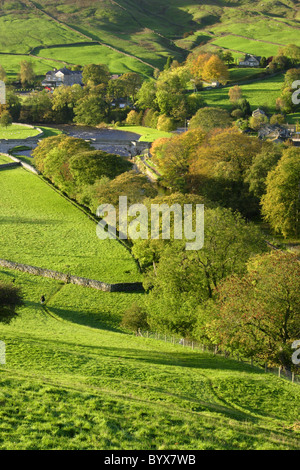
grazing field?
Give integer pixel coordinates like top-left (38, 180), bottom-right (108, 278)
top-left (35, 44), bottom-right (154, 77)
top-left (0, 167), bottom-right (299, 450)
top-left (0, 14), bottom-right (84, 54)
top-left (211, 36), bottom-right (280, 59)
top-left (202, 73), bottom-right (285, 113)
top-left (0, 54), bottom-right (65, 81)
top-left (0, 167), bottom-right (141, 283)
top-left (0, 155), bottom-right (13, 164)
top-left (0, 266), bottom-right (299, 450)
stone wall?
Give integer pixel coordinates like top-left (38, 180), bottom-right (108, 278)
top-left (0, 258), bottom-right (144, 293)
top-left (0, 162), bottom-right (21, 170)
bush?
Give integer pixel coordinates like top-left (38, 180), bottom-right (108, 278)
top-left (156, 114), bottom-right (176, 132)
top-left (0, 281), bottom-right (24, 324)
top-left (121, 303), bottom-right (149, 334)
top-left (126, 110), bottom-right (143, 126)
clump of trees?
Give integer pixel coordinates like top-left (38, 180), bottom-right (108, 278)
top-left (33, 135), bottom-right (134, 203)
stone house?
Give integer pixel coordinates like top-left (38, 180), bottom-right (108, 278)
top-left (239, 54), bottom-right (261, 67)
top-left (42, 67), bottom-right (83, 89)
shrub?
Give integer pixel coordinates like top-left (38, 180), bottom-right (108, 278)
top-left (121, 303), bottom-right (149, 334)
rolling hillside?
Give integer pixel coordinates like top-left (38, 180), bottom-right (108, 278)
top-left (0, 166), bottom-right (299, 450)
top-left (0, 0), bottom-right (300, 77)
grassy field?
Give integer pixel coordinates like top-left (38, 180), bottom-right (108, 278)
top-left (0, 167), bottom-right (141, 283)
top-left (202, 73), bottom-right (285, 113)
top-left (0, 155), bottom-right (13, 164)
top-left (0, 54), bottom-right (65, 81)
top-left (35, 44), bottom-right (154, 77)
top-left (0, 266), bottom-right (299, 450)
top-left (0, 165), bottom-right (299, 450)
top-left (0, 124), bottom-right (41, 140)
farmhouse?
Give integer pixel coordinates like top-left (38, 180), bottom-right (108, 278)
top-left (42, 67), bottom-right (83, 89)
top-left (252, 108), bottom-right (266, 118)
top-left (239, 54), bottom-right (261, 67)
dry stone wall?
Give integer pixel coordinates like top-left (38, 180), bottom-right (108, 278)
top-left (0, 259), bottom-right (144, 293)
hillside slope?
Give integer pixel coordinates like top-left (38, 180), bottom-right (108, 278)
top-left (0, 166), bottom-right (299, 450)
top-left (0, 0), bottom-right (300, 76)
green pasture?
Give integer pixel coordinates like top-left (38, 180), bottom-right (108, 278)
top-left (202, 73), bottom-right (285, 113)
top-left (0, 167), bottom-right (141, 283)
top-left (0, 124), bottom-right (41, 139)
top-left (0, 266), bottom-right (299, 450)
top-left (36, 44), bottom-right (154, 77)
top-left (0, 54), bottom-right (67, 81)
top-left (211, 35), bottom-right (280, 59)
top-left (0, 15), bottom-right (83, 54)
top-left (0, 154), bottom-right (13, 164)
top-left (211, 18), bottom-right (300, 48)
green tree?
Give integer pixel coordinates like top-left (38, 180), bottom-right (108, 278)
top-left (68, 150), bottom-right (132, 192)
top-left (32, 135), bottom-right (92, 193)
top-left (202, 251), bottom-right (300, 376)
top-left (74, 94), bottom-right (109, 126)
top-left (145, 207), bottom-right (266, 337)
top-left (0, 281), bottom-right (23, 324)
top-left (51, 84), bottom-right (84, 123)
top-left (82, 64), bottom-right (110, 86)
top-left (136, 80), bottom-right (157, 110)
top-left (189, 106), bottom-right (232, 132)
top-left (261, 147), bottom-right (300, 238)
top-left (245, 143), bottom-right (283, 198)
top-left (19, 60), bottom-right (35, 87)
top-left (121, 303), bottom-right (149, 334)
top-left (19, 90), bottom-right (53, 123)
top-left (120, 73), bottom-right (142, 102)
top-left (0, 110), bottom-right (12, 128)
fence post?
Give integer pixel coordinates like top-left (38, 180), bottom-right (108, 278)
top-left (292, 372), bottom-right (295, 383)
top-left (278, 366), bottom-right (281, 378)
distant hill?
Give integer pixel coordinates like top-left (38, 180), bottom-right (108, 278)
top-left (0, 0), bottom-right (300, 77)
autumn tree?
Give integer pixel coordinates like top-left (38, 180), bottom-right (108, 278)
top-left (0, 65), bottom-right (6, 82)
top-left (261, 147), bottom-right (300, 238)
top-left (189, 128), bottom-right (262, 216)
top-left (202, 251), bottom-right (300, 376)
top-left (151, 129), bottom-right (206, 191)
top-left (228, 85), bottom-right (242, 104)
top-left (187, 52), bottom-right (212, 82)
top-left (202, 55), bottom-right (229, 85)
